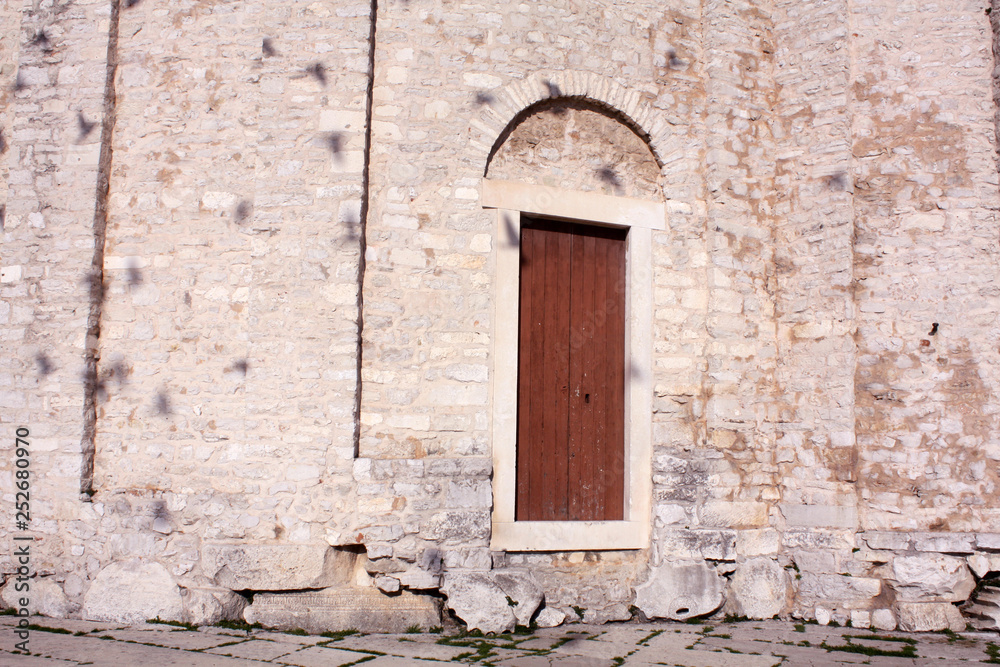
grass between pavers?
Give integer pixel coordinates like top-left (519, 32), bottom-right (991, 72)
top-left (986, 641), bottom-right (1000, 664)
top-left (637, 628), bottom-right (664, 645)
top-left (433, 627), bottom-right (576, 663)
top-left (819, 635), bottom-right (918, 659)
top-left (213, 618), bottom-right (264, 632)
top-left (147, 617), bottom-right (199, 631)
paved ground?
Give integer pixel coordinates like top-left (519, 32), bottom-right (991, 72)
top-left (2, 615), bottom-right (999, 666)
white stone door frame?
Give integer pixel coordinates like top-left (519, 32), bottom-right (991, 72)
top-left (482, 179), bottom-right (661, 551)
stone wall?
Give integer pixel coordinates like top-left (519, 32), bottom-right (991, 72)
top-left (3, 0), bottom-right (1000, 634)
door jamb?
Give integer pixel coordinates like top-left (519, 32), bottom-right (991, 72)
top-left (483, 179), bottom-right (662, 551)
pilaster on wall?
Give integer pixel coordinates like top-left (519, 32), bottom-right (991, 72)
top-left (771, 0), bottom-right (858, 532)
top-left (0, 0), bottom-right (116, 571)
top-left (852, 0), bottom-right (1000, 532)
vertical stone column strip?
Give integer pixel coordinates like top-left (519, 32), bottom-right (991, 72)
top-left (771, 0), bottom-right (858, 531)
top-left (354, 0), bottom-right (378, 459)
top-left (1, 0), bottom-right (116, 571)
top-left (992, 0), bottom-right (1000, 159)
top-left (852, 0), bottom-right (1000, 531)
top-left (81, 0), bottom-right (121, 495)
top-left (696, 0), bottom-right (782, 539)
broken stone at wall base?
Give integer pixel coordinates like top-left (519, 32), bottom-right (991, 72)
top-left (1, 577), bottom-right (77, 618)
top-left (961, 586), bottom-right (1000, 631)
top-left (888, 555), bottom-right (976, 602)
top-left (894, 602), bottom-right (965, 632)
top-left (633, 560), bottom-right (725, 621)
top-left (583, 603), bottom-right (632, 625)
top-left (727, 558), bottom-right (788, 620)
top-left (182, 587), bottom-right (248, 626)
top-left (534, 606), bottom-right (566, 628)
top-left (441, 571), bottom-right (544, 634)
top-left (243, 587), bottom-right (441, 634)
top-left (871, 608), bottom-right (896, 631)
top-left (82, 559), bottom-right (184, 624)
top-left (202, 544), bottom-right (357, 591)
top-left (493, 570), bottom-right (543, 626)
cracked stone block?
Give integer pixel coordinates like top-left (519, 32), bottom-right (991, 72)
top-left (441, 572), bottom-right (517, 634)
top-left (82, 559), bottom-right (184, 624)
top-left (729, 557), bottom-right (787, 620)
top-left (493, 570), bottom-right (543, 626)
top-left (655, 529), bottom-right (737, 561)
top-left (888, 555), bottom-right (975, 602)
top-left (202, 544), bottom-right (356, 590)
top-left (634, 560), bottom-right (724, 621)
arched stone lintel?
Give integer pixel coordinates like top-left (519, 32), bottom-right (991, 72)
top-left (471, 71), bottom-right (669, 173)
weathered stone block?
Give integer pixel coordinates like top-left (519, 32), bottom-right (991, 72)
top-left (202, 544), bottom-right (356, 591)
top-left (967, 553), bottom-right (1000, 578)
top-left (535, 606), bottom-right (566, 628)
top-left (423, 511), bottom-right (491, 542)
top-left (797, 573), bottom-right (881, 605)
top-left (914, 534), bottom-right (975, 554)
top-left (863, 532), bottom-right (911, 551)
top-left (780, 504), bottom-right (857, 529)
top-left (872, 608), bottom-right (896, 631)
top-left (634, 560), bottom-right (725, 621)
top-left (977, 534), bottom-right (1000, 551)
top-left (493, 571), bottom-right (543, 627)
top-left (82, 559), bottom-right (183, 624)
top-left (888, 555), bottom-right (975, 602)
top-left (699, 501), bottom-right (769, 528)
top-left (182, 587), bottom-right (247, 626)
top-left (728, 558), bottom-right (787, 620)
top-left (656, 529), bottom-right (737, 561)
top-left (736, 529), bottom-right (780, 557)
top-left (244, 587), bottom-right (441, 634)
top-left (440, 572), bottom-right (516, 634)
top-left (1, 578), bottom-right (76, 618)
top-left (895, 602), bottom-right (965, 632)
top-left (850, 610), bottom-right (871, 629)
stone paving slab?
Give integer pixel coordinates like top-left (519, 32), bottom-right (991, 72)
top-left (9, 631), bottom-right (261, 665)
top-left (94, 626), bottom-right (242, 650)
top-left (204, 638), bottom-right (302, 662)
top-left (271, 645), bottom-right (380, 667)
top-left (3, 617), bottom-right (1000, 665)
top-left (336, 633), bottom-right (471, 660)
top-left (631, 647), bottom-right (783, 667)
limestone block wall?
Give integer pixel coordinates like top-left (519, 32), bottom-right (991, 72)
top-left (0, 0), bottom-right (117, 590)
top-left (1, 0), bottom-right (372, 609)
top-left (92, 0), bottom-right (369, 550)
top-left (3, 0), bottom-right (1000, 633)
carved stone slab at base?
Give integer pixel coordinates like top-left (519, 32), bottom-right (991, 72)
top-left (243, 587), bottom-right (441, 634)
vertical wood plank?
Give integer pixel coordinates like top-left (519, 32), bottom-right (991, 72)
top-left (553, 225), bottom-right (572, 520)
top-left (592, 233), bottom-right (611, 520)
top-left (567, 230), bottom-right (586, 520)
top-left (605, 235), bottom-right (626, 520)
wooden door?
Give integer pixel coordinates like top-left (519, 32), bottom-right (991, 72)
top-left (516, 216), bottom-right (626, 521)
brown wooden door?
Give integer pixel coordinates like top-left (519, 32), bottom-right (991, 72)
top-left (516, 216), bottom-right (626, 521)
